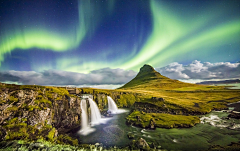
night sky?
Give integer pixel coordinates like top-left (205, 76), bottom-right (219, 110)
top-left (0, 0), bottom-right (239, 87)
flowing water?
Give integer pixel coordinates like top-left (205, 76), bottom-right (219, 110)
top-left (88, 98), bottom-right (102, 126)
top-left (79, 97), bottom-right (105, 135)
top-left (77, 107), bottom-right (240, 150)
top-left (107, 96), bottom-right (118, 114)
top-left (80, 99), bottom-right (88, 131)
top-left (77, 96), bottom-right (240, 150)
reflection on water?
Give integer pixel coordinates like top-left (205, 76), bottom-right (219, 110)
top-left (215, 83), bottom-right (240, 89)
top-left (77, 108), bottom-right (240, 151)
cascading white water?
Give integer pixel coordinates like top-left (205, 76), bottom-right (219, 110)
top-left (80, 99), bottom-right (88, 131)
top-left (79, 96), bottom-right (112, 135)
top-left (107, 96), bottom-right (118, 114)
top-left (88, 98), bottom-right (102, 125)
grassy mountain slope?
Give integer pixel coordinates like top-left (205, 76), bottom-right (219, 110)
top-left (120, 64), bottom-right (206, 90)
top-left (118, 64), bottom-right (240, 113)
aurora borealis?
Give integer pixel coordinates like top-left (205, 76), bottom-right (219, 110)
top-left (0, 0), bottom-right (239, 86)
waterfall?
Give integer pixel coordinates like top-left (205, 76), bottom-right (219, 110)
top-left (107, 96), bottom-right (118, 114)
top-left (88, 98), bottom-right (102, 125)
top-left (80, 99), bottom-right (89, 131)
top-left (79, 95), bottom-right (112, 135)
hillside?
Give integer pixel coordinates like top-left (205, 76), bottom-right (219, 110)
top-left (120, 64), bottom-right (195, 90)
top-left (118, 64), bottom-right (240, 115)
top-left (117, 64), bottom-right (240, 129)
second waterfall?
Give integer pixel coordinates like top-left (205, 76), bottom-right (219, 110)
top-left (88, 98), bottom-right (102, 125)
top-left (107, 96), bottom-right (118, 114)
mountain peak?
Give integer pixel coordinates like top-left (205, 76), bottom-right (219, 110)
top-left (119, 64), bottom-right (193, 90)
top-left (119, 64), bottom-right (165, 89)
top-left (139, 64), bottom-right (155, 73)
top-left (137, 64), bottom-right (160, 77)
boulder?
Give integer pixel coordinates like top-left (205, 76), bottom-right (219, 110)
top-left (17, 90), bottom-right (24, 98)
top-left (228, 112), bottom-right (240, 119)
top-left (0, 126), bottom-right (7, 141)
top-left (149, 118), bottom-right (155, 129)
top-left (127, 132), bottom-right (134, 139)
top-left (136, 138), bottom-right (149, 149)
top-left (152, 97), bottom-right (165, 102)
top-left (28, 108), bottom-right (52, 129)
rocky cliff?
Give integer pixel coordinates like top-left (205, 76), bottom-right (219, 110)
top-left (0, 84), bottom-right (81, 143)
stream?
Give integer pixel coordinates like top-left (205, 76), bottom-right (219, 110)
top-left (76, 108), bottom-right (240, 151)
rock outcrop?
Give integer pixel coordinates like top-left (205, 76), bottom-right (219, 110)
top-left (228, 112), bottom-right (240, 119)
top-left (0, 85), bottom-right (82, 141)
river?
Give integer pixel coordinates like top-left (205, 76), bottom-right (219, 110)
top-left (76, 107), bottom-right (240, 151)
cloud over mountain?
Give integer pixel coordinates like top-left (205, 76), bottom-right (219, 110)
top-left (156, 60), bottom-right (240, 80)
top-left (0, 60), bottom-right (239, 86)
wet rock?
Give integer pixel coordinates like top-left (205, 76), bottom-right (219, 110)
top-left (149, 142), bottom-right (156, 149)
top-left (17, 90), bottom-right (24, 98)
top-left (28, 108), bottom-right (52, 129)
top-left (127, 132), bottom-right (134, 139)
top-left (152, 97), bottom-right (165, 102)
top-left (136, 138), bottom-right (149, 150)
top-left (228, 112), bottom-right (240, 119)
top-left (0, 126), bottom-right (6, 141)
top-left (136, 115), bottom-right (141, 121)
top-left (150, 124), bottom-right (155, 129)
top-left (194, 103), bottom-right (199, 107)
top-left (149, 119), bottom-right (155, 129)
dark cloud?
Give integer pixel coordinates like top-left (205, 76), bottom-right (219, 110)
top-left (1, 61), bottom-right (239, 86)
top-left (0, 68), bottom-right (137, 85)
top-left (156, 60), bottom-right (240, 80)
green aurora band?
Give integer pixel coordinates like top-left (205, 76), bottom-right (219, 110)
top-left (0, 1), bottom-right (113, 67)
top-left (0, 0), bottom-right (239, 72)
top-left (119, 0), bottom-right (240, 71)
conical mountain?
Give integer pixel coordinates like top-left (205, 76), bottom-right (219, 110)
top-left (119, 64), bottom-right (194, 90)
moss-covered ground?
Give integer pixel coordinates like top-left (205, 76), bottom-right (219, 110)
top-left (126, 111), bottom-right (200, 128)
top-left (0, 84), bottom-right (80, 145)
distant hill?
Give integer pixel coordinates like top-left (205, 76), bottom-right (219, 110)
top-left (119, 64), bottom-right (194, 90)
top-left (197, 79), bottom-right (240, 85)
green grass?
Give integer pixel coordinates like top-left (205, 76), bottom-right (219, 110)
top-left (57, 134), bottom-right (79, 146)
top-left (8, 96), bottom-right (18, 104)
top-left (3, 119), bottom-right (59, 142)
top-left (7, 106), bottom-right (19, 112)
top-left (26, 105), bottom-right (40, 111)
top-left (35, 99), bottom-right (52, 107)
top-left (127, 111), bottom-right (200, 128)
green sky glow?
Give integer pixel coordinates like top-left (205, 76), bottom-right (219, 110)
top-left (119, 0), bottom-right (240, 71)
top-left (0, 0), bottom-right (239, 73)
top-left (0, 1), bottom-right (112, 67)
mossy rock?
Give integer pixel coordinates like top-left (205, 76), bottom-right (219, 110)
top-left (126, 111), bottom-right (200, 128)
top-left (57, 134), bottom-right (78, 146)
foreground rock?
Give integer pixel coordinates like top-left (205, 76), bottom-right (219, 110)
top-left (130, 138), bottom-right (150, 150)
top-left (228, 112), bottom-right (240, 119)
top-left (206, 141), bottom-right (240, 151)
top-left (0, 85), bottom-right (81, 142)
